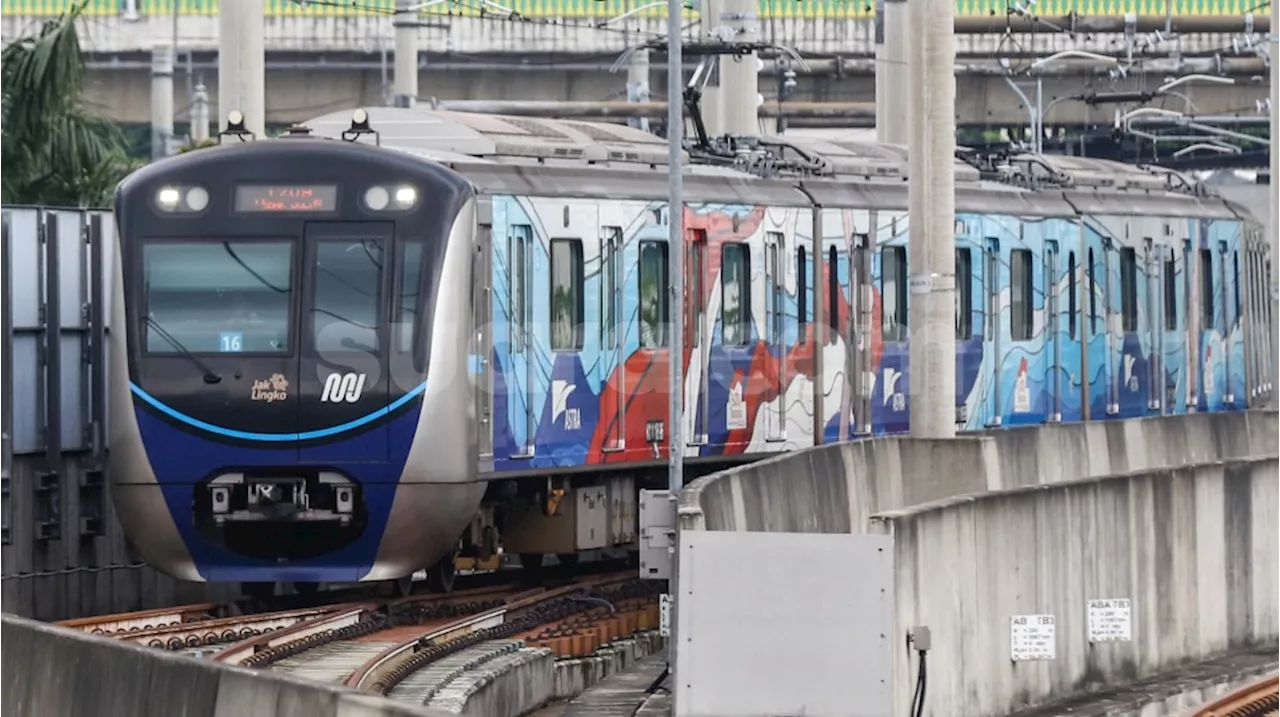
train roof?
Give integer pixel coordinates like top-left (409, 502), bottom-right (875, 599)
top-left (305, 106), bottom-right (683, 169)
top-left (290, 106), bottom-right (1242, 220)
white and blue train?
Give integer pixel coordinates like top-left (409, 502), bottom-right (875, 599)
top-left (106, 107), bottom-right (1275, 594)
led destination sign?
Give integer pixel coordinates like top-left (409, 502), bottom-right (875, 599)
top-left (234, 185), bottom-right (338, 213)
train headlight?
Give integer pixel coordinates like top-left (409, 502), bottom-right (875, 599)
top-left (157, 186), bottom-right (181, 211)
top-left (364, 186), bottom-right (390, 211)
top-left (394, 185), bottom-right (418, 209)
top-left (186, 186), bottom-right (209, 212)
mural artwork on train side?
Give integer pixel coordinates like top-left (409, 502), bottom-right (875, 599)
top-left (482, 196), bottom-right (1250, 475)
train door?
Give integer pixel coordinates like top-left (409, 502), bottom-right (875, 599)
top-left (982, 236), bottom-right (1002, 426)
top-left (474, 219), bottom-right (494, 466)
top-left (1197, 241), bottom-right (1220, 412)
top-left (599, 225), bottom-right (626, 454)
top-left (509, 224), bottom-right (535, 458)
top-left (1114, 232), bottom-right (1146, 418)
top-left (818, 217), bottom-right (853, 442)
top-left (1162, 235), bottom-right (1177, 414)
top-left (878, 234), bottom-right (909, 434)
top-left (764, 231), bottom-right (786, 442)
top-left (298, 221), bottom-right (392, 464)
top-left (1043, 240), bottom-right (1061, 421)
top-left (1241, 239), bottom-right (1256, 405)
top-left (1143, 237), bottom-right (1162, 414)
top-left (1084, 231), bottom-right (1113, 419)
top-left (1005, 234), bottom-right (1039, 425)
top-left (1223, 241), bottom-right (1241, 408)
top-left (953, 226), bottom-right (977, 430)
top-left (718, 240), bottom-right (753, 449)
top-left (1059, 237), bottom-right (1084, 423)
top-left (849, 231), bottom-right (871, 437)
top-left (687, 229), bottom-right (710, 447)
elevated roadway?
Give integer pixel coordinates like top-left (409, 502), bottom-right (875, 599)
top-left (2, 9), bottom-right (1270, 126)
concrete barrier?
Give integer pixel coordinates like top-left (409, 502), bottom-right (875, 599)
top-left (679, 411), bottom-right (1279, 533)
top-left (1, 613), bottom-right (454, 717)
top-left (675, 412), bottom-right (1279, 717)
top-left (871, 458), bottom-right (1279, 717)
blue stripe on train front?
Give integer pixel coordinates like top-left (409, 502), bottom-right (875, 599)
top-left (129, 381), bottom-right (428, 442)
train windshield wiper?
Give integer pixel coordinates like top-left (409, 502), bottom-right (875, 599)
top-left (145, 316), bottom-right (223, 384)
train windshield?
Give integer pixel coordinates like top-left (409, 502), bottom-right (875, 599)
top-left (311, 239), bottom-right (383, 353)
top-left (143, 241), bottom-right (293, 354)
top-left (142, 237), bottom-right (397, 357)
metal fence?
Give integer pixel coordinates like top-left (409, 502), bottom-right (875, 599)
top-left (0, 205), bottom-right (235, 621)
top-left (0, 0), bottom-right (1264, 17)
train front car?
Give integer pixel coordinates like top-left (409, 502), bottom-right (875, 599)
top-left (108, 134), bottom-right (483, 588)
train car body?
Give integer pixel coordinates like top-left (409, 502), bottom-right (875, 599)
top-left (109, 135), bottom-right (484, 584)
top-left (109, 106), bottom-right (1276, 586)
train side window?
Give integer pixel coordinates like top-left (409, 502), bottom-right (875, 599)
top-left (1067, 251), bottom-right (1077, 339)
top-left (1010, 249), bottom-right (1032, 340)
top-left (550, 238), bottom-right (583, 351)
top-left (1233, 250), bottom-right (1241, 322)
top-left (509, 225), bottom-right (531, 352)
top-left (1163, 257), bottom-right (1177, 331)
top-left (1087, 247), bottom-right (1098, 334)
top-left (827, 246), bottom-right (840, 342)
top-left (397, 240), bottom-right (424, 352)
top-left (143, 241), bottom-right (293, 354)
top-left (881, 246), bottom-right (907, 342)
top-left (639, 240), bottom-right (668, 348)
top-left (312, 238), bottom-right (384, 353)
top-left (1119, 247), bottom-right (1137, 332)
top-left (797, 246), bottom-right (808, 328)
top-left (722, 243), bottom-right (752, 346)
top-left (1200, 248), bottom-right (1215, 328)
top-left (955, 247), bottom-right (972, 340)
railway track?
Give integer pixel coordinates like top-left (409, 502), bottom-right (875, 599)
top-left (1190, 675), bottom-right (1279, 717)
top-left (65, 558), bottom-right (663, 713)
top-left (187, 570), bottom-right (662, 711)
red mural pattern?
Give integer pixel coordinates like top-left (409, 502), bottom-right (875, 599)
top-left (586, 206), bottom-right (883, 463)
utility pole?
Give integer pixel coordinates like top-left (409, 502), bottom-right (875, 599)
top-left (191, 83), bottom-right (210, 144)
top-left (700, 0), bottom-right (724, 135)
top-left (151, 41), bottom-right (174, 160)
top-left (394, 0), bottom-right (419, 107)
top-left (718, 0), bottom-right (760, 135)
top-left (906, 0), bottom-right (957, 437)
top-left (1269, 28), bottom-right (1278, 397)
top-left (218, 0), bottom-right (266, 136)
top-left (875, 0), bottom-right (909, 143)
top-left (628, 47), bottom-right (652, 132)
top-left (665, 0), bottom-right (685, 698)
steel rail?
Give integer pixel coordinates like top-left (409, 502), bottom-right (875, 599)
top-left (1190, 674), bottom-right (1279, 717)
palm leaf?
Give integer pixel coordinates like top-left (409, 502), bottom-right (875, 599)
top-left (2, 0), bottom-right (132, 207)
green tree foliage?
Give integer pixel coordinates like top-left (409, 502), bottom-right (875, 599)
top-left (1, 0), bottom-right (141, 206)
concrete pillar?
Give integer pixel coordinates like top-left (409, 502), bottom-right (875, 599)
top-left (394, 0), bottom-right (419, 107)
top-left (877, 0), bottom-right (909, 144)
top-left (906, 0), bottom-right (957, 438)
top-left (218, 0), bottom-right (265, 136)
top-left (150, 41), bottom-right (174, 160)
top-left (628, 47), bottom-right (651, 132)
top-left (701, 0), bottom-right (725, 136)
top-left (719, 0), bottom-right (760, 136)
top-left (1269, 30), bottom-right (1278, 396)
top-left (191, 83), bottom-right (210, 144)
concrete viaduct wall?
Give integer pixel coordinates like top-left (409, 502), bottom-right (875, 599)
top-left (677, 411), bottom-right (1279, 717)
top-left (1, 613), bottom-right (454, 717)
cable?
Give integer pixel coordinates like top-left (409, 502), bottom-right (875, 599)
top-left (906, 632), bottom-right (929, 717)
